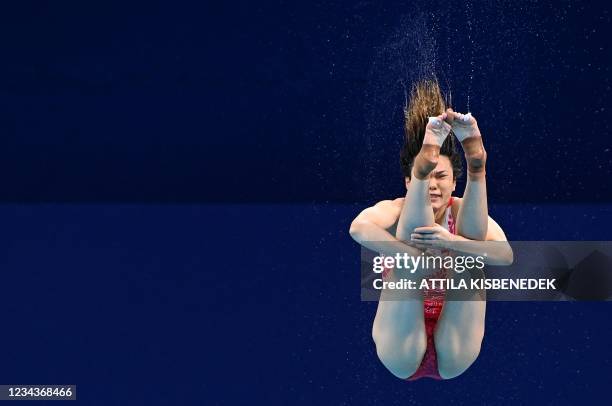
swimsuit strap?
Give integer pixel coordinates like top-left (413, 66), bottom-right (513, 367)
top-left (447, 196), bottom-right (456, 235)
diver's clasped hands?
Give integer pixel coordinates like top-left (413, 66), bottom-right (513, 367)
top-left (409, 223), bottom-right (457, 250)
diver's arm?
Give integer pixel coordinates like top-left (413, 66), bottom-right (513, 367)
top-left (349, 200), bottom-right (423, 257)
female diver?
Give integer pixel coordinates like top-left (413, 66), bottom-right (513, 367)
top-left (349, 79), bottom-right (513, 380)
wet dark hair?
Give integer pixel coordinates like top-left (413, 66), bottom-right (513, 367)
top-left (399, 79), bottom-right (463, 180)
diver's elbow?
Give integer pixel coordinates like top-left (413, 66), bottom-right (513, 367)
top-left (502, 246), bottom-right (514, 266)
top-left (487, 243), bottom-right (514, 266)
top-left (349, 219), bottom-right (367, 242)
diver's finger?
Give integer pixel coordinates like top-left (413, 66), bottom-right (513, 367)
top-left (413, 226), bottom-right (437, 234)
top-left (411, 233), bottom-right (438, 240)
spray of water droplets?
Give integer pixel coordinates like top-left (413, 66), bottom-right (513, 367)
top-left (362, 12), bottom-right (440, 199)
top-left (466, 0), bottom-right (474, 112)
top-left (361, 5), bottom-right (483, 200)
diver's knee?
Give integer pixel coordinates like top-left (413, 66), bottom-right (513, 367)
top-left (435, 333), bottom-right (483, 380)
top-left (373, 330), bottom-right (427, 379)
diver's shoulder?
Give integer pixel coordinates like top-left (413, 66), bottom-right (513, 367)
top-left (371, 198), bottom-right (403, 213)
top-left (371, 197), bottom-right (404, 216)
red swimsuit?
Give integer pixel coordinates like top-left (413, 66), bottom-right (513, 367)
top-left (382, 197), bottom-right (456, 381)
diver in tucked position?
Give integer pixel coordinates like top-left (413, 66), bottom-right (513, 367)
top-left (350, 79), bottom-right (513, 380)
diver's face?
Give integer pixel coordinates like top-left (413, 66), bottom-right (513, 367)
top-left (405, 155), bottom-right (456, 212)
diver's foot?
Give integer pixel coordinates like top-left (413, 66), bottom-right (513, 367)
top-left (412, 114), bottom-right (452, 180)
top-left (446, 109), bottom-right (487, 179)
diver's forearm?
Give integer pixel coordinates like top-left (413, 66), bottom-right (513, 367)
top-left (448, 235), bottom-right (513, 266)
top-left (350, 221), bottom-right (423, 257)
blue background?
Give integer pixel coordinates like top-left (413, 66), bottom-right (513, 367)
top-left (0, 1), bottom-right (610, 405)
